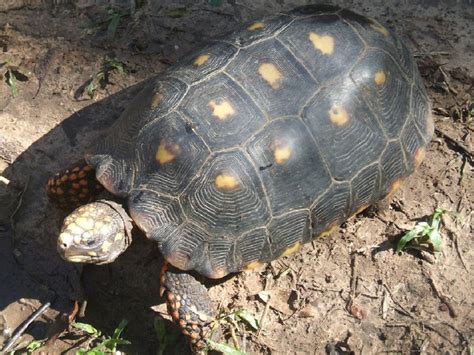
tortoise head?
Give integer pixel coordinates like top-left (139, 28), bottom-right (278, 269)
top-left (57, 200), bottom-right (133, 264)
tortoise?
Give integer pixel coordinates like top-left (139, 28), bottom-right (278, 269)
top-left (48, 4), bottom-right (433, 351)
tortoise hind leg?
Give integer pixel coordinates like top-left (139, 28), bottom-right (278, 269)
top-left (160, 262), bottom-right (218, 351)
top-left (47, 159), bottom-right (103, 209)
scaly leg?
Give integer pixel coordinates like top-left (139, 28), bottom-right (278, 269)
top-left (160, 262), bottom-right (218, 351)
top-left (47, 159), bottom-right (103, 209)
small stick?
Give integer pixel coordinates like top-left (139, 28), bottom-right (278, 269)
top-left (78, 300), bottom-right (88, 318)
top-left (2, 302), bottom-right (51, 352)
top-left (435, 128), bottom-right (473, 164)
top-left (423, 271), bottom-right (457, 318)
top-left (257, 273), bottom-right (273, 338)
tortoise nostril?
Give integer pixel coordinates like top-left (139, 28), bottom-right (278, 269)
top-left (61, 242), bottom-right (69, 249)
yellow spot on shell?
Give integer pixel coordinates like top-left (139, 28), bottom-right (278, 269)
top-left (386, 178), bottom-right (402, 200)
top-left (208, 99), bottom-right (235, 121)
top-left (258, 63), bottom-right (283, 89)
top-left (309, 32), bottom-right (334, 55)
top-left (329, 106), bottom-right (349, 126)
top-left (426, 112), bottom-right (435, 138)
top-left (101, 240), bottom-right (112, 253)
top-left (215, 174), bottom-right (239, 190)
top-left (208, 268), bottom-right (227, 279)
top-left (281, 242), bottom-right (301, 257)
top-left (243, 261), bottom-right (264, 271)
top-left (414, 147), bottom-right (426, 168)
top-left (194, 54), bottom-right (210, 66)
top-left (374, 71), bottom-right (386, 85)
top-left (151, 92), bottom-right (163, 109)
top-left (274, 145), bottom-right (291, 164)
top-left (370, 20), bottom-right (389, 37)
top-left (314, 224), bottom-right (339, 239)
top-left (156, 141), bottom-right (180, 164)
top-left (352, 204), bottom-right (370, 218)
top-left (114, 232), bottom-right (124, 241)
top-left (247, 22), bottom-right (265, 31)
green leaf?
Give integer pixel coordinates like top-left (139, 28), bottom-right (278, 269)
top-left (235, 309), bottom-right (259, 331)
top-left (396, 208), bottom-right (446, 253)
top-left (107, 11), bottom-right (123, 37)
top-left (72, 321), bottom-right (101, 336)
top-left (107, 58), bottom-right (126, 74)
top-left (86, 72), bottom-right (105, 98)
top-left (6, 68), bottom-right (18, 97)
top-left (154, 316), bottom-right (180, 355)
top-left (396, 224), bottom-right (425, 253)
top-left (154, 317), bottom-right (167, 343)
top-left (207, 339), bottom-right (244, 354)
top-left (112, 319), bottom-right (128, 340)
top-left (26, 340), bottom-right (44, 352)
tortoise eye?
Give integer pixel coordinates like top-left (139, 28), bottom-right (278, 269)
top-left (85, 239), bottom-right (96, 247)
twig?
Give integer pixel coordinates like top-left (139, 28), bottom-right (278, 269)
top-left (453, 234), bottom-right (468, 271)
top-left (256, 273), bottom-right (272, 338)
top-left (2, 302), bottom-right (51, 352)
top-left (383, 284), bottom-right (413, 318)
top-left (413, 51), bottom-right (450, 57)
top-left (435, 128), bottom-right (473, 165)
top-left (78, 300), bottom-right (88, 318)
top-left (346, 253), bottom-right (358, 312)
top-left (422, 270), bottom-right (457, 318)
top-left (10, 177), bottom-right (29, 229)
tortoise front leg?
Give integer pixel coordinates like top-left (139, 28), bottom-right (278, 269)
top-left (160, 262), bottom-right (218, 351)
top-left (47, 159), bottom-right (103, 208)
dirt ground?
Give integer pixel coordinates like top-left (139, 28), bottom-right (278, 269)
top-left (0, 0), bottom-right (472, 354)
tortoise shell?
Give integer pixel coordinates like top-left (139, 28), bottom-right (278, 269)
top-left (86, 5), bottom-right (433, 278)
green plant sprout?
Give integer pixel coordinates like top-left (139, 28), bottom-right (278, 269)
top-left (73, 319), bottom-right (130, 354)
top-left (396, 208), bottom-right (445, 253)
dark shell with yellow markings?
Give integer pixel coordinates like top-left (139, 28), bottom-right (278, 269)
top-left (86, 5), bottom-right (433, 278)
